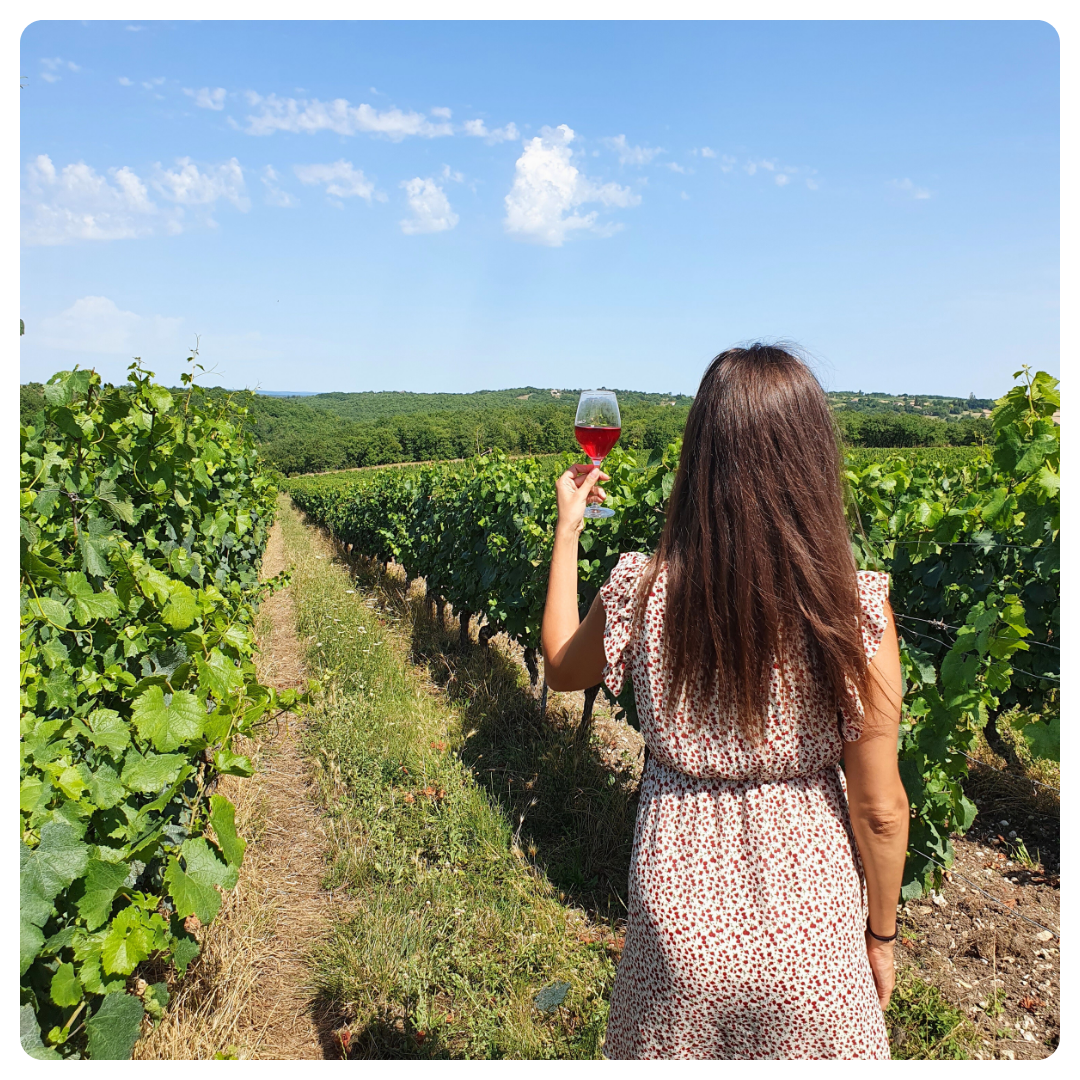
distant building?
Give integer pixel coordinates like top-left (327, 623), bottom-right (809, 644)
top-left (550, 390), bottom-right (561, 397)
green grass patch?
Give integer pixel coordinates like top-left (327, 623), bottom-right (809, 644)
top-left (277, 499), bottom-right (617, 1058)
top-left (886, 970), bottom-right (980, 1059)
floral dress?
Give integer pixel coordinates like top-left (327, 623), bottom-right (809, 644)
top-left (599, 552), bottom-right (892, 1060)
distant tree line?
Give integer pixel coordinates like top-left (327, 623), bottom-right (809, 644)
top-left (19, 379), bottom-right (994, 477)
top-left (263, 403), bottom-right (993, 476)
top-left (261, 402), bottom-right (693, 475)
top-left (834, 411), bottom-right (993, 449)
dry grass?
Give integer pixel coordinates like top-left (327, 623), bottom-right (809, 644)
top-left (135, 508), bottom-right (343, 1059)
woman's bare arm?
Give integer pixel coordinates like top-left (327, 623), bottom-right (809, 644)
top-left (842, 600), bottom-right (909, 1009)
top-left (541, 463), bottom-right (608, 692)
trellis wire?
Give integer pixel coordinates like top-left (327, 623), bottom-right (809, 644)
top-left (893, 619), bottom-right (1060, 683)
top-left (890, 539), bottom-right (1041, 552)
top-left (893, 611), bottom-right (1058, 652)
top-left (909, 847), bottom-right (1060, 940)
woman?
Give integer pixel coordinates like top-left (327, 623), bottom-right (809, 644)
top-left (541, 345), bottom-right (909, 1059)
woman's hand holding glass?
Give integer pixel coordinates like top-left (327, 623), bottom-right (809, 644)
top-left (555, 463), bottom-right (610, 537)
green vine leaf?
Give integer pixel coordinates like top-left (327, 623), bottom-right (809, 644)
top-left (85, 991), bottom-right (145, 1060)
top-left (77, 859), bottom-right (131, 931)
top-left (131, 687), bottom-right (204, 752)
top-left (208, 795), bottom-right (247, 868)
top-left (164, 837), bottom-right (239, 924)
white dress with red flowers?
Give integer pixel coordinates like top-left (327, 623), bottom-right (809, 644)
top-left (599, 552), bottom-right (892, 1060)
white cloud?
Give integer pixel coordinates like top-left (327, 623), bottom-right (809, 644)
top-left (775, 173), bottom-right (790, 187)
top-left (745, 159), bottom-right (777, 176)
top-left (184, 86), bottom-right (227, 111)
top-left (441, 164), bottom-right (464, 183)
top-left (889, 177), bottom-right (932, 199)
top-left (400, 177), bottom-right (459, 235)
top-left (22, 155), bottom-right (159, 244)
top-left (430, 106), bottom-right (452, 119)
top-left (242, 92), bottom-right (454, 140)
top-left (719, 155), bottom-right (736, 172)
top-left (118, 76), bottom-right (133, 86)
top-left (294, 159), bottom-right (379, 201)
top-left (152, 157), bottom-right (249, 210)
top-left (142, 77), bottom-right (165, 90)
top-left (602, 134), bottom-right (664, 166)
top-left (680, 191), bottom-right (690, 200)
top-left (126, 25), bottom-right (143, 31)
top-left (39, 296), bottom-right (183, 355)
top-left (462, 118), bottom-right (520, 143)
top-left (806, 178), bottom-right (819, 190)
top-left (699, 147), bottom-right (717, 158)
top-left (664, 162), bottom-right (690, 174)
top-left (504, 125), bottom-right (640, 247)
top-left (40, 57), bottom-right (79, 82)
top-left (22, 154), bottom-right (251, 245)
top-left (261, 165), bottom-right (296, 207)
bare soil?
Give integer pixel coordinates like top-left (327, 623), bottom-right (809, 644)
top-left (892, 786), bottom-right (1060, 1059)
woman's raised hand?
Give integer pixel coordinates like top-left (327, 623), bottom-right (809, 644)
top-left (555, 463), bottom-right (610, 535)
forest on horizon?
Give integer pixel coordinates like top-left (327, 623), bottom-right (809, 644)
top-left (20, 379), bottom-right (999, 477)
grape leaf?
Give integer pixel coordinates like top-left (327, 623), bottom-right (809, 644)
top-left (79, 518), bottom-right (117, 579)
top-left (20, 1004), bottom-right (61, 1060)
top-left (85, 991), bottom-right (145, 1060)
top-left (1020, 717), bottom-right (1059, 762)
top-left (22, 821), bottom-right (90, 904)
top-left (77, 859), bottom-right (130, 931)
top-left (21, 917), bottom-right (45, 978)
top-left (212, 749), bottom-right (254, 777)
top-left (120, 750), bottom-right (186, 793)
top-left (50, 962), bottom-right (82, 1007)
top-left (63, 571), bottom-right (122, 624)
top-left (162, 581), bottom-right (198, 630)
top-left (172, 935), bottom-right (201, 975)
top-left (85, 709), bottom-right (131, 756)
top-left (208, 795), bottom-right (247, 868)
top-left (131, 687), bottom-right (204, 752)
top-left (533, 980), bottom-right (571, 1013)
top-left (196, 650), bottom-right (243, 700)
top-left (164, 837), bottom-right (239, 924)
top-left (26, 595), bottom-right (71, 627)
top-left (90, 764), bottom-right (126, 809)
top-left (101, 907), bottom-right (154, 975)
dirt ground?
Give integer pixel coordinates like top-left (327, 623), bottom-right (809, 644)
top-left (893, 796), bottom-right (1060, 1059)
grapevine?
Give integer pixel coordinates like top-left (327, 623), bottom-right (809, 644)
top-left (286, 369), bottom-right (1058, 900)
top-left (20, 363), bottom-right (311, 1059)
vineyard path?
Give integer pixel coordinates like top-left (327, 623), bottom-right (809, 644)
top-left (231, 515), bottom-right (343, 1059)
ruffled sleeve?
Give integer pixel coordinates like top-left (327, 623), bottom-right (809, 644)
top-left (840, 570), bottom-right (891, 741)
top-left (857, 570), bottom-right (890, 663)
top-left (599, 552), bottom-right (651, 698)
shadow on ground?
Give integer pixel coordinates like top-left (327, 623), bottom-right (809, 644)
top-left (340, 548), bottom-right (641, 926)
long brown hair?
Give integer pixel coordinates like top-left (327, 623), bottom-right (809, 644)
top-left (632, 343), bottom-right (873, 742)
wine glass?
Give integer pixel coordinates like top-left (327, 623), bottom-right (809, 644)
top-left (574, 390), bottom-right (621, 519)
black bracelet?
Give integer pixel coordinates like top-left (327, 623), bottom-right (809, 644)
top-left (866, 918), bottom-right (898, 942)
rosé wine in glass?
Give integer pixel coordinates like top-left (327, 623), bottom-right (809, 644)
top-left (574, 390), bottom-right (621, 520)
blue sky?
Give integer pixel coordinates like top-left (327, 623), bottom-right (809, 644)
top-left (20, 20), bottom-right (1059, 398)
